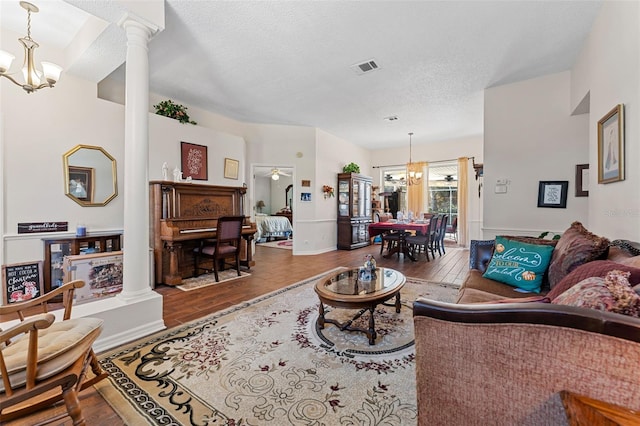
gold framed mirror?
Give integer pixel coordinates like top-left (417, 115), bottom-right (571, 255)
top-left (63, 145), bottom-right (117, 206)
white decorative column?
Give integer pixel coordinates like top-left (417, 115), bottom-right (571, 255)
top-left (119, 15), bottom-right (156, 299)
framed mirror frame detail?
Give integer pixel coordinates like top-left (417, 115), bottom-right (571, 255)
top-left (63, 144), bottom-right (118, 207)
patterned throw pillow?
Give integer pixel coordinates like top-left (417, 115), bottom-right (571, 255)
top-left (482, 236), bottom-right (555, 293)
top-left (552, 270), bottom-right (640, 317)
top-left (546, 260), bottom-right (640, 301)
top-left (547, 222), bottom-right (610, 289)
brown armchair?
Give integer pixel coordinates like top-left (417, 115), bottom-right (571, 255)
top-left (0, 280), bottom-right (107, 425)
top-left (193, 216), bottom-right (244, 282)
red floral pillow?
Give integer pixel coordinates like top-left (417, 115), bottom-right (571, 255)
top-left (547, 222), bottom-right (610, 289)
top-left (547, 260), bottom-right (640, 301)
top-left (551, 270), bottom-right (640, 317)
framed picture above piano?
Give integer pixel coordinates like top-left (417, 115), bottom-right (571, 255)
top-left (181, 142), bottom-right (208, 180)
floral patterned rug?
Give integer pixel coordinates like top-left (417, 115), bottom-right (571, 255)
top-left (96, 270), bottom-right (459, 425)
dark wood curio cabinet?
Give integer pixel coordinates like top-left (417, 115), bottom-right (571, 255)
top-left (337, 172), bottom-right (372, 250)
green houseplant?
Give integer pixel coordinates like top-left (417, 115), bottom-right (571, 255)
top-left (153, 100), bottom-right (197, 125)
top-left (343, 162), bottom-right (360, 173)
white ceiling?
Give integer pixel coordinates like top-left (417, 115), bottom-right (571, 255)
top-left (1, 1), bottom-right (602, 150)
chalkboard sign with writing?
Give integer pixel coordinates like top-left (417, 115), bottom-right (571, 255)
top-left (2, 261), bottom-right (44, 305)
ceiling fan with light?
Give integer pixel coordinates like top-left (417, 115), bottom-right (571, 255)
top-left (265, 168), bottom-right (291, 181)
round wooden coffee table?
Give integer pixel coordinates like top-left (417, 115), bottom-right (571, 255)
top-left (314, 267), bottom-right (406, 345)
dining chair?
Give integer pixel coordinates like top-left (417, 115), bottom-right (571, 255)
top-left (0, 280), bottom-right (107, 425)
top-left (407, 215), bottom-right (440, 261)
top-left (427, 215), bottom-right (443, 258)
top-left (446, 216), bottom-right (458, 242)
top-left (380, 231), bottom-right (401, 256)
top-left (193, 216), bottom-right (244, 282)
top-left (436, 214), bottom-right (449, 256)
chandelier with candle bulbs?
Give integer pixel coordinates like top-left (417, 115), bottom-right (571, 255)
top-left (0, 2), bottom-right (63, 94)
top-left (406, 132), bottom-right (423, 185)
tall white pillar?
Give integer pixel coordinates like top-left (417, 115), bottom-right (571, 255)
top-left (119, 16), bottom-right (156, 299)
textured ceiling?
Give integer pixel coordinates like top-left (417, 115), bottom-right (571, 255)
top-left (1, 1), bottom-right (602, 150)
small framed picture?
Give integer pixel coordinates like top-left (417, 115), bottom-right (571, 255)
top-left (597, 104), bottom-right (624, 184)
top-left (301, 192), bottom-right (311, 202)
top-left (2, 261), bottom-right (44, 304)
top-left (68, 166), bottom-right (94, 202)
top-left (537, 181), bottom-right (568, 208)
top-left (301, 180), bottom-right (311, 187)
top-left (224, 158), bottom-right (239, 180)
top-left (575, 164), bottom-right (589, 197)
top-left (181, 142), bottom-right (208, 180)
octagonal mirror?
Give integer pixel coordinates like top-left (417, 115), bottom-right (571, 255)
top-left (63, 144), bottom-right (117, 206)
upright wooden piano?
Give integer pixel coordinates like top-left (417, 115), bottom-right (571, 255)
top-left (150, 181), bottom-right (257, 285)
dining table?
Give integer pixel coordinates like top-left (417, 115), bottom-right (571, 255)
top-left (368, 220), bottom-right (431, 261)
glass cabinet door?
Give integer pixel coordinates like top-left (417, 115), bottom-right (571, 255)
top-left (338, 180), bottom-right (350, 216)
top-left (364, 182), bottom-right (371, 217)
top-left (352, 181), bottom-right (360, 217)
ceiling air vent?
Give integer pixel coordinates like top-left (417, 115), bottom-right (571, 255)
top-left (350, 59), bottom-right (380, 75)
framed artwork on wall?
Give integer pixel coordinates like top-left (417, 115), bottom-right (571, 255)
top-left (181, 142), bottom-right (208, 180)
top-left (68, 166), bottom-right (94, 202)
top-left (575, 164), bottom-right (589, 197)
top-left (537, 181), bottom-right (568, 208)
top-left (2, 261), bottom-right (44, 304)
top-left (224, 158), bottom-right (239, 180)
top-left (597, 104), bottom-right (624, 184)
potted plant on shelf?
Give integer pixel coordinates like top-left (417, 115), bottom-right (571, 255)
top-left (343, 162), bottom-right (360, 173)
top-left (153, 100), bottom-right (197, 125)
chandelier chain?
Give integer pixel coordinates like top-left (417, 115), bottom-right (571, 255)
top-left (27, 8), bottom-right (32, 40)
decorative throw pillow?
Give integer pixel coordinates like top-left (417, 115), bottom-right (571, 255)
top-left (547, 260), bottom-right (640, 301)
top-left (552, 270), bottom-right (640, 317)
top-left (482, 236), bottom-right (555, 293)
top-left (547, 222), bottom-right (610, 289)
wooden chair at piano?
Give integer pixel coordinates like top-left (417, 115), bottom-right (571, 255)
top-left (193, 216), bottom-right (244, 282)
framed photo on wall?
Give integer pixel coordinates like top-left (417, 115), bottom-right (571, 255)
top-left (575, 164), bottom-right (589, 197)
top-left (68, 166), bottom-right (94, 202)
top-left (597, 104), bottom-right (624, 184)
top-left (537, 181), bottom-right (568, 208)
top-left (181, 142), bottom-right (208, 180)
top-left (224, 158), bottom-right (239, 179)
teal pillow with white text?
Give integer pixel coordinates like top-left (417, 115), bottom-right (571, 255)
top-left (482, 236), bottom-right (555, 293)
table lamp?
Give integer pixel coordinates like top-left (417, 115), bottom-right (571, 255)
top-left (256, 200), bottom-right (265, 213)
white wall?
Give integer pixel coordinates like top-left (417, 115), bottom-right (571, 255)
top-left (483, 71), bottom-right (589, 238)
top-left (315, 129), bottom-right (372, 251)
top-left (571, 0), bottom-right (640, 242)
top-left (148, 113), bottom-right (245, 185)
top-left (1, 73), bottom-right (125, 264)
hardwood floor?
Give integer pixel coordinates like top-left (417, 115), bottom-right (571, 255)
top-left (7, 241), bottom-right (468, 426)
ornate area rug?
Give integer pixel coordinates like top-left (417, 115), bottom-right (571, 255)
top-left (258, 239), bottom-right (293, 250)
top-left (177, 270), bottom-right (251, 291)
top-left (96, 272), bottom-right (459, 425)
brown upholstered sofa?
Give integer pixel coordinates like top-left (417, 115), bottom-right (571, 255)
top-left (456, 229), bottom-right (640, 304)
top-left (413, 300), bottom-right (640, 425)
top-left (412, 224), bottom-right (640, 425)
